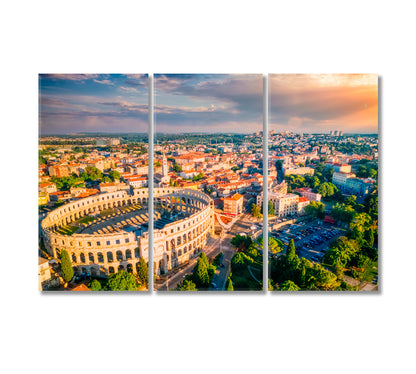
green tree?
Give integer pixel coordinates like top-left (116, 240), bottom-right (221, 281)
top-left (177, 280), bottom-right (197, 291)
top-left (304, 201), bottom-right (325, 219)
top-left (280, 280), bottom-right (300, 291)
top-left (350, 213), bottom-right (372, 245)
top-left (108, 170), bottom-right (121, 181)
top-left (332, 203), bottom-right (356, 223)
top-left (316, 182), bottom-right (337, 197)
top-left (192, 172), bottom-right (204, 181)
top-left (268, 200), bottom-right (274, 216)
top-left (192, 256), bottom-right (209, 288)
top-left (199, 252), bottom-right (209, 268)
top-left (246, 244), bottom-right (259, 258)
top-left (231, 234), bottom-right (252, 251)
top-left (173, 164), bottom-right (182, 172)
top-left (286, 239), bottom-right (297, 261)
top-left (39, 153), bottom-right (47, 165)
top-left (312, 263), bottom-right (340, 290)
top-left (364, 193), bottom-right (378, 220)
top-left (364, 227), bottom-right (375, 247)
top-left (305, 175), bottom-right (320, 189)
top-left (226, 277), bottom-right (234, 291)
top-left (251, 203), bottom-right (261, 218)
top-left (323, 236), bottom-right (360, 268)
top-left (345, 195), bottom-right (357, 207)
top-left (106, 270), bottom-right (138, 291)
top-left (90, 279), bottom-right (102, 291)
top-left (231, 252), bottom-right (254, 272)
top-left (82, 166), bottom-right (103, 181)
top-left (268, 237), bottom-right (283, 255)
top-left (60, 249), bottom-right (74, 282)
top-left (137, 257), bottom-right (149, 287)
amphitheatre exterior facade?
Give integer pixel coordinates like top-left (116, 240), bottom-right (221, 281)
top-left (41, 187), bottom-right (215, 277)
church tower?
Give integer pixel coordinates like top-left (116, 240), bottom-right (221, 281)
top-left (162, 153), bottom-right (168, 179)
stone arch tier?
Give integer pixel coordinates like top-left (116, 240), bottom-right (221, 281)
top-left (40, 188), bottom-right (215, 277)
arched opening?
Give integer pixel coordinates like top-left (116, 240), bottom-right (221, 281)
top-left (116, 250), bottom-right (123, 261)
top-left (126, 249), bottom-right (132, 260)
top-left (107, 251), bottom-right (113, 263)
top-left (158, 259), bottom-right (165, 275)
top-left (80, 253), bottom-right (86, 263)
top-left (97, 252), bottom-right (104, 263)
top-left (127, 263), bottom-right (133, 273)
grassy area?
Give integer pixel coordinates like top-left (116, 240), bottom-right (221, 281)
top-left (231, 256), bottom-right (263, 291)
top-left (100, 208), bottom-right (119, 217)
top-left (56, 225), bottom-right (79, 235)
top-left (77, 216), bottom-right (96, 225)
top-left (232, 268), bottom-right (262, 290)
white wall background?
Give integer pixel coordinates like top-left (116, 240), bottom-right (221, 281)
top-left (1, 1), bottom-right (415, 373)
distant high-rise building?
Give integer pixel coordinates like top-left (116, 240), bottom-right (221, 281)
top-left (330, 130), bottom-right (334, 136)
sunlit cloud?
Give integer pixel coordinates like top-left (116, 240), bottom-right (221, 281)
top-left (40, 74), bottom-right (100, 81)
top-left (269, 74), bottom-right (378, 133)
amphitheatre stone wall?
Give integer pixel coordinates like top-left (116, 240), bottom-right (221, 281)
top-left (40, 187), bottom-right (214, 277)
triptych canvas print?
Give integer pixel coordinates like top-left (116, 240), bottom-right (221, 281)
top-left (38, 73), bottom-right (378, 292)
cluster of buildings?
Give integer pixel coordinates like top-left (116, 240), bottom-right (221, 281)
top-left (332, 172), bottom-right (375, 196)
top-left (153, 143), bottom-right (264, 219)
top-left (38, 132), bottom-right (378, 289)
top-left (265, 132), bottom-right (378, 216)
top-left (257, 181), bottom-right (314, 218)
top-left (38, 143), bottom-right (150, 207)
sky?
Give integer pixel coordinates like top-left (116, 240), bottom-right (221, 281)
top-left (269, 74), bottom-right (378, 134)
top-left (39, 74), bottom-right (148, 135)
top-left (154, 74), bottom-right (263, 133)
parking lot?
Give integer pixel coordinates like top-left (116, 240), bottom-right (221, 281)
top-left (270, 220), bottom-right (345, 263)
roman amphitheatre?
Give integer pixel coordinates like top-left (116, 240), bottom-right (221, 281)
top-left (40, 187), bottom-right (215, 277)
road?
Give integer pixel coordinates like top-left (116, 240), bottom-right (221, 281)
top-left (211, 214), bottom-right (256, 290)
top-left (154, 213), bottom-right (257, 291)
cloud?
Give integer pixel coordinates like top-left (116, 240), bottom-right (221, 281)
top-left (93, 79), bottom-right (114, 85)
top-left (40, 74), bottom-right (100, 81)
top-left (40, 97), bottom-right (67, 106)
top-left (154, 74), bottom-right (263, 132)
top-left (269, 74), bottom-right (378, 133)
top-left (99, 101), bottom-right (148, 113)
